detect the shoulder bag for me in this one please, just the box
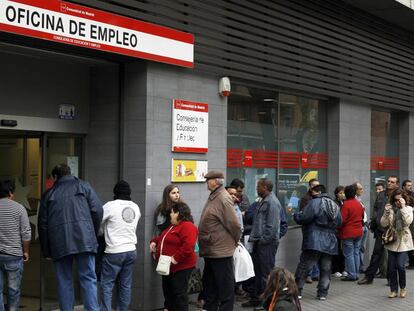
[382,226,397,245]
[156,226,174,276]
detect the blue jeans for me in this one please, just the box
[53,253,99,311]
[342,236,362,280]
[388,251,408,292]
[295,250,332,297]
[100,251,137,311]
[0,254,24,311]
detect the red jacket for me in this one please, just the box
[151,221,198,274]
[339,198,364,240]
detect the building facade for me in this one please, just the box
[1,0,414,310]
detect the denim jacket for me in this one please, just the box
[249,192,281,244]
[294,193,342,255]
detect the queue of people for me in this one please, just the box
[2,164,414,311]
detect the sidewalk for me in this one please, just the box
[190,270,414,310]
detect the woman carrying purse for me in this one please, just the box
[150,202,198,311]
[380,189,414,298]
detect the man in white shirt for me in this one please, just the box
[100,180,141,311]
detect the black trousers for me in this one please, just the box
[364,235,385,280]
[162,268,192,311]
[251,241,278,300]
[331,237,345,273]
[203,257,235,311]
[408,250,414,267]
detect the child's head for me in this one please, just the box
[262,267,298,299]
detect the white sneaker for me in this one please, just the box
[332,272,342,278]
[342,271,348,277]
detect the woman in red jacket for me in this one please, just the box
[150,202,198,311]
[338,185,364,281]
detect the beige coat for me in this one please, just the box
[198,186,241,258]
[380,204,414,252]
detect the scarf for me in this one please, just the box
[392,206,404,232]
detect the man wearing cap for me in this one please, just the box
[199,170,241,311]
[38,164,103,311]
[100,180,141,311]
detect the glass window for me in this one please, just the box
[227,85,328,226]
[370,110,399,206]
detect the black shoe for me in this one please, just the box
[242,300,261,307]
[406,265,414,270]
[341,277,357,281]
[357,277,373,285]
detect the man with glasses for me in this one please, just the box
[358,176,399,285]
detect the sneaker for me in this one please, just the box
[332,272,342,278]
[298,289,302,300]
[318,296,327,301]
[388,291,398,298]
[342,271,348,277]
[400,288,407,298]
[305,276,313,284]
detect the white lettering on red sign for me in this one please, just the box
[0,0,194,67]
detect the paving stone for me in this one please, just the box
[190,270,414,311]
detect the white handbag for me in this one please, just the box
[156,226,174,276]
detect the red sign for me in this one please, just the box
[0,0,194,67]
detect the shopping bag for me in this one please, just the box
[243,235,254,253]
[233,243,255,282]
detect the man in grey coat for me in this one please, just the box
[242,178,281,307]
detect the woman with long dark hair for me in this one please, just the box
[381,189,413,298]
[154,184,181,236]
[262,267,302,311]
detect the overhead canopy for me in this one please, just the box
[342,0,414,33]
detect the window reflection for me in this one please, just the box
[227,85,328,226]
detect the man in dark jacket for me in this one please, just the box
[38,164,103,311]
[358,175,399,285]
[293,184,342,300]
[242,178,281,307]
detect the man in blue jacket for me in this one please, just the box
[38,164,103,311]
[242,178,281,307]
[293,184,342,301]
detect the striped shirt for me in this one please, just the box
[0,198,31,257]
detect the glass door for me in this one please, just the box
[0,131,84,310]
[0,132,41,310]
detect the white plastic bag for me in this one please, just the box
[233,243,255,282]
[243,235,254,253]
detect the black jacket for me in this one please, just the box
[263,290,299,311]
[38,176,103,260]
[370,190,388,237]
